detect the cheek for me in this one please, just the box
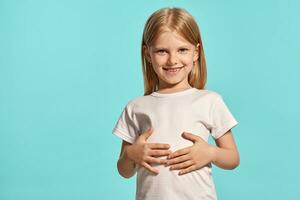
[182,55,194,65]
[183,64,193,73]
[152,64,165,73]
[153,56,167,65]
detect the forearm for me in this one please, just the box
[117,145,137,178]
[210,145,240,170]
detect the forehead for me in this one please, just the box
[152,31,193,47]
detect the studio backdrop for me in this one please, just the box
[0,0,299,199]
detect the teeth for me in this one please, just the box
[164,67,183,72]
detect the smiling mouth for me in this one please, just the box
[162,66,184,72]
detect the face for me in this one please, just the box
[144,30,199,91]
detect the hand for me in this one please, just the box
[126,127,172,175]
[166,132,215,175]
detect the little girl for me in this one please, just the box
[112,7,239,200]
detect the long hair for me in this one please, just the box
[141,7,207,96]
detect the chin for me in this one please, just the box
[162,78,186,86]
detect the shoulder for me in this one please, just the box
[193,88,223,101]
[123,94,152,110]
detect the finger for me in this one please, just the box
[181,132,200,143]
[167,154,190,165]
[141,127,153,140]
[147,156,168,165]
[168,147,190,159]
[178,165,197,175]
[142,162,159,174]
[170,160,193,170]
[148,143,170,149]
[149,149,172,157]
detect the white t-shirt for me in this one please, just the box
[112,87,238,200]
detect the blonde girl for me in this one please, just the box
[113,7,239,200]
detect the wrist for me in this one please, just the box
[209,145,217,163]
[124,145,135,164]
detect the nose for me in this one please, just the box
[167,52,178,66]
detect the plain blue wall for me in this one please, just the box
[1,0,300,199]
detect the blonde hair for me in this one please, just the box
[141,7,207,96]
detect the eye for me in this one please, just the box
[156,49,167,54]
[179,48,189,53]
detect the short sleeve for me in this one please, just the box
[210,94,238,139]
[112,102,138,144]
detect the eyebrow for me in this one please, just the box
[153,46,190,50]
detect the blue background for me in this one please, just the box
[1,0,299,199]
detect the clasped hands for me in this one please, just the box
[126,127,216,176]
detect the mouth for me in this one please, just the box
[162,66,184,73]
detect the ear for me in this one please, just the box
[143,45,152,63]
[193,43,200,62]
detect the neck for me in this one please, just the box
[157,84,192,94]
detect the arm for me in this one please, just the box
[117,140,137,179]
[211,130,240,170]
[165,130,239,175]
[117,128,172,178]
